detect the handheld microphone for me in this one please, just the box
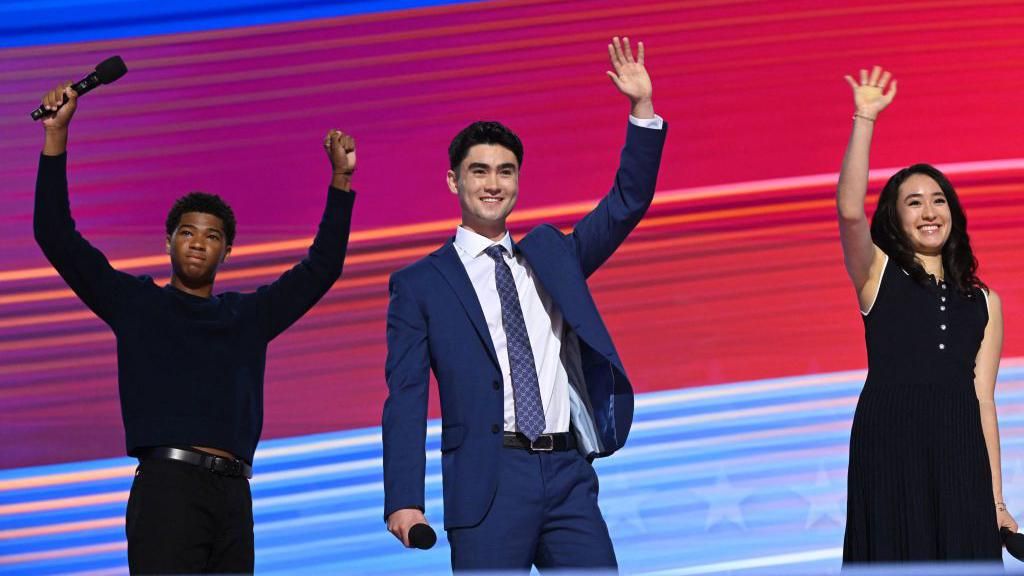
[1002,527,1024,561]
[408,523,437,550]
[30,56,127,120]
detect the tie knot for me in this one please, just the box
[484,244,507,262]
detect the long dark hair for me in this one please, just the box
[870,163,985,296]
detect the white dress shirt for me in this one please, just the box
[452,113,664,435]
[453,227,571,434]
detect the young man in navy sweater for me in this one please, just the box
[34,82,357,574]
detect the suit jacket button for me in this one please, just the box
[491,424,500,434]
[492,381,500,390]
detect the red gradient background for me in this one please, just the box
[2,0,1023,468]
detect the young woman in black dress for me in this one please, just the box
[837,66,1017,562]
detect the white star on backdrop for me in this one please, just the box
[801,462,846,529]
[690,468,752,531]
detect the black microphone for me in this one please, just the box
[30,56,127,120]
[408,523,436,550]
[1002,527,1024,561]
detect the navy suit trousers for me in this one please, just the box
[446,446,617,572]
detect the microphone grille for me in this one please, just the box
[408,524,437,550]
[95,56,127,84]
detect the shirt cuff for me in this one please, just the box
[629,114,664,130]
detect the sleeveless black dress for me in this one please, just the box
[843,256,1002,563]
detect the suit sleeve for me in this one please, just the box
[382,272,431,519]
[33,153,135,326]
[257,188,355,341]
[571,120,667,277]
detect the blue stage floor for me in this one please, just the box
[4,362,1024,574]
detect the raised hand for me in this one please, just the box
[40,83,78,155]
[324,129,356,191]
[844,66,897,121]
[606,36,653,118]
[324,129,356,173]
[39,82,78,131]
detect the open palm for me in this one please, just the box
[845,65,897,119]
[607,37,651,104]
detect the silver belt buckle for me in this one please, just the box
[529,434,554,452]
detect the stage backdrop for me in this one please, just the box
[2,1,1024,574]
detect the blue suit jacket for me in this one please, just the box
[383,121,667,529]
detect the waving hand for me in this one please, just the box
[607,37,654,118]
[844,65,897,121]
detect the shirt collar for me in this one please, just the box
[454,226,514,258]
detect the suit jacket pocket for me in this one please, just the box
[440,424,465,453]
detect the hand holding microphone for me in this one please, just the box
[31,56,126,122]
[35,57,127,156]
[387,508,436,550]
[1003,527,1024,561]
[38,83,79,132]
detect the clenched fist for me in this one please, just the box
[39,82,79,131]
[324,130,356,192]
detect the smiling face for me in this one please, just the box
[896,173,952,256]
[166,211,231,291]
[448,143,520,240]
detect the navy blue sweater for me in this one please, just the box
[34,153,355,464]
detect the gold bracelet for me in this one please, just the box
[853,113,876,123]
[997,501,1008,512]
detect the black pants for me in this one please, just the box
[126,457,254,574]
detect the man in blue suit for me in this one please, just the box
[383,37,666,571]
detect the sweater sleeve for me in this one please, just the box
[256,187,355,341]
[33,153,135,326]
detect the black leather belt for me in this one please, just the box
[137,447,253,478]
[503,432,577,452]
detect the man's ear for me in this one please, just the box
[222,245,232,263]
[447,169,459,195]
[165,234,172,254]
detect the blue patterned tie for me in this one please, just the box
[484,245,546,441]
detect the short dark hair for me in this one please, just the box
[448,121,524,172]
[870,163,984,296]
[165,192,237,246]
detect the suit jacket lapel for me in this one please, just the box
[429,239,501,369]
[517,238,578,330]
[519,236,617,361]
